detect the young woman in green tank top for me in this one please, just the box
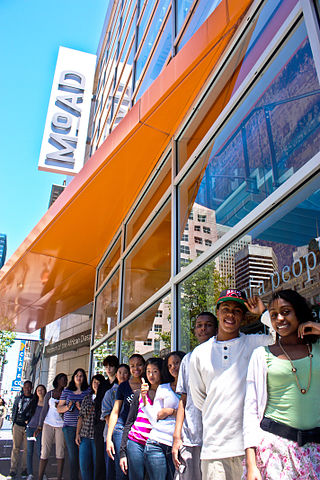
[244,289,320,480]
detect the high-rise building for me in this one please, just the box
[235,244,278,293]
[0,234,7,268]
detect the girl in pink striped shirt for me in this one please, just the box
[119,358,163,480]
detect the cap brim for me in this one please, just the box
[217,297,247,310]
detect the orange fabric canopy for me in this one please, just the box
[0,0,251,332]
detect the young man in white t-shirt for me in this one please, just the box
[172,312,218,480]
[189,289,272,480]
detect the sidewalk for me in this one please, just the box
[0,420,69,480]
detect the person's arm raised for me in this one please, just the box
[299,321,320,339]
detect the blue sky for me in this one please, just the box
[0,0,108,260]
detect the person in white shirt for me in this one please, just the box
[189,289,273,480]
[142,351,185,480]
[172,312,218,480]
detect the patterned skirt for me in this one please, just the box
[244,430,320,479]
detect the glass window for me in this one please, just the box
[120,1,137,65]
[203,226,211,234]
[177,0,222,52]
[94,269,120,342]
[92,335,116,374]
[154,339,161,354]
[181,245,190,255]
[121,293,171,361]
[205,239,212,246]
[156,310,163,317]
[97,236,121,289]
[135,12,172,100]
[177,0,299,170]
[154,324,162,332]
[179,176,320,351]
[194,225,200,232]
[137,0,156,46]
[179,21,320,270]
[135,0,171,88]
[125,155,171,246]
[194,236,202,244]
[123,200,171,318]
[182,234,189,242]
[176,0,194,35]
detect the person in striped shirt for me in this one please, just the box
[119,357,164,480]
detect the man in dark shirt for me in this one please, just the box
[94,355,119,480]
[8,380,33,479]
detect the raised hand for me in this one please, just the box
[245,296,266,316]
[140,377,149,406]
[298,321,320,339]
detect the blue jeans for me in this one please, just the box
[79,437,95,480]
[104,441,116,480]
[113,426,126,480]
[144,439,175,480]
[127,438,145,480]
[63,426,80,480]
[26,426,41,475]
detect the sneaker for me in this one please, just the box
[27,475,34,480]
[21,471,28,478]
[7,473,16,479]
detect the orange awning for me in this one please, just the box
[0,0,252,332]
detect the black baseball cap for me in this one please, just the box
[216,289,247,311]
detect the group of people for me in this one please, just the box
[5,287,320,480]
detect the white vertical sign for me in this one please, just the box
[38,47,96,175]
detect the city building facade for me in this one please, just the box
[1,0,320,379]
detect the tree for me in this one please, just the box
[0,331,16,392]
[180,259,230,351]
[92,339,116,374]
[156,260,230,353]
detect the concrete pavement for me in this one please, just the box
[0,420,69,480]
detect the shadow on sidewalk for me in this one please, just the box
[0,424,70,480]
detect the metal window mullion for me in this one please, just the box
[172,0,177,57]
[300,0,320,84]
[171,136,179,350]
